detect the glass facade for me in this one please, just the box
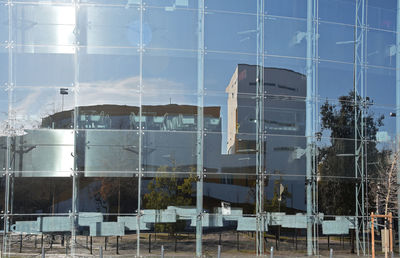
[0,0,399,256]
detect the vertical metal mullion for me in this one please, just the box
[306,0,315,255]
[195,1,204,257]
[354,0,366,255]
[71,0,80,256]
[136,1,144,256]
[311,0,319,254]
[396,0,400,255]
[136,0,143,255]
[255,0,264,255]
[2,0,13,256]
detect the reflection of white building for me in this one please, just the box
[223,64,307,210]
[226,64,306,154]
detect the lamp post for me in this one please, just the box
[60,88,69,111]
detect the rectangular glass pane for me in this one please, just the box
[10,130,74,176]
[205,0,257,14]
[317,138,357,178]
[265,0,307,19]
[318,61,353,101]
[143,49,198,94]
[265,16,307,58]
[318,177,356,216]
[142,92,199,131]
[12,177,72,214]
[205,11,257,54]
[319,23,354,63]
[367,0,397,32]
[0,4,8,45]
[319,0,355,25]
[367,30,396,69]
[11,87,75,130]
[13,4,75,46]
[78,176,138,213]
[77,88,140,129]
[79,5,140,48]
[142,131,197,173]
[144,7,199,50]
[140,173,196,255]
[14,48,74,87]
[76,130,139,176]
[265,135,306,176]
[204,132,256,173]
[79,47,140,84]
[205,52,257,94]
[366,67,395,107]
[145,0,198,9]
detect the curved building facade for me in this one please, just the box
[0,0,399,256]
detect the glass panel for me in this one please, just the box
[265,55,307,80]
[76,130,139,176]
[368,104,395,143]
[145,0,199,9]
[203,174,256,237]
[319,0,355,25]
[142,92,199,131]
[0,4,8,45]
[12,0,72,3]
[317,177,356,216]
[13,48,74,87]
[12,4,76,46]
[367,30,396,69]
[318,96,390,141]
[79,5,140,48]
[75,176,138,255]
[265,0,307,19]
[265,135,306,176]
[319,23,354,63]
[265,16,307,58]
[11,87,75,130]
[10,130,74,176]
[0,88,8,129]
[0,50,7,87]
[205,0,257,14]
[79,47,140,84]
[317,138,356,178]
[366,67,395,107]
[143,7,199,50]
[205,93,257,135]
[76,88,140,129]
[78,176,138,213]
[205,11,257,54]
[204,132,256,173]
[204,52,257,94]
[264,175,306,213]
[11,177,72,214]
[81,0,138,5]
[143,49,198,94]
[264,97,306,135]
[142,131,197,173]
[367,0,397,32]
[140,173,196,255]
[318,61,354,101]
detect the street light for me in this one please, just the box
[60,88,68,111]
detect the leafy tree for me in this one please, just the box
[98,177,138,213]
[318,91,384,215]
[143,166,196,236]
[264,177,292,212]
